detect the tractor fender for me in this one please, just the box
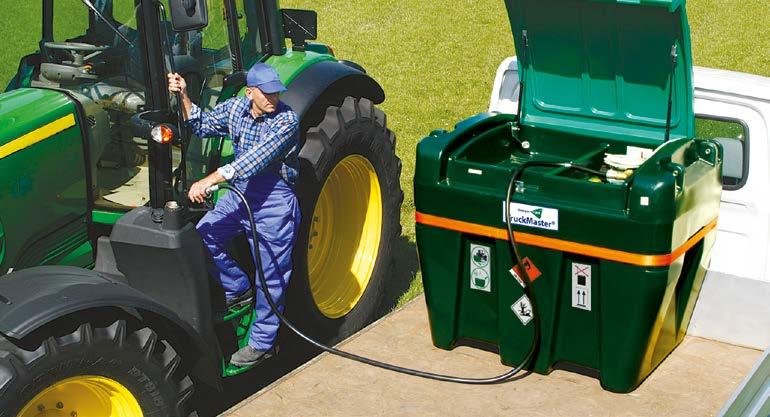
[281,60,385,133]
[0,265,222,387]
[0,266,195,340]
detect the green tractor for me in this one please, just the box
[0,0,402,415]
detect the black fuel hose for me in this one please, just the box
[211,161,602,384]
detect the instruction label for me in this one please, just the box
[470,244,492,292]
[571,263,592,311]
[503,202,559,231]
[512,294,533,325]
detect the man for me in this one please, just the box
[167,63,300,367]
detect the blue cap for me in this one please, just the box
[246,63,286,94]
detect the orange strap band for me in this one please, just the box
[415,212,717,267]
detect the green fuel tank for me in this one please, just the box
[415,0,722,393]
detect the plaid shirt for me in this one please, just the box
[186,97,299,186]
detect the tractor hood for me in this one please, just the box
[504,0,694,145]
[0,88,77,149]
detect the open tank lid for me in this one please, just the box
[505,0,694,145]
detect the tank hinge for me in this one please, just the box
[664,44,678,142]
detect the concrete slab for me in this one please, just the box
[225,296,762,417]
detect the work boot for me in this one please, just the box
[229,345,274,368]
[226,289,254,311]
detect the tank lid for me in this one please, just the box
[505,0,694,145]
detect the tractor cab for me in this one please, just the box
[6,0,264,212]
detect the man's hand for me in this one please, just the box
[188,171,226,204]
[167,72,187,97]
[168,72,193,120]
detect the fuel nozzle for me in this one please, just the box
[205,185,220,195]
[186,185,219,213]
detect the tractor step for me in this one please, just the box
[221,302,252,322]
[223,345,280,377]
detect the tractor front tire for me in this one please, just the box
[290,96,403,343]
[0,320,194,417]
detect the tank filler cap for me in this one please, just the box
[161,201,185,230]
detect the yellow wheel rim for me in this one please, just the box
[18,375,143,417]
[308,155,383,319]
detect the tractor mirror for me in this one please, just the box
[223,71,246,90]
[169,0,209,32]
[282,9,317,48]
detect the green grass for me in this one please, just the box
[688,0,770,75]
[0,2,41,85]
[1,1,768,307]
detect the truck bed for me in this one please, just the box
[224,296,762,417]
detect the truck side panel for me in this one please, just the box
[688,87,770,349]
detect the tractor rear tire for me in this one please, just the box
[289,96,403,344]
[0,320,195,417]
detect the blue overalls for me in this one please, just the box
[196,174,300,351]
[186,97,300,352]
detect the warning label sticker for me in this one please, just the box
[512,294,533,325]
[509,257,543,287]
[509,267,525,288]
[571,263,592,311]
[503,202,559,231]
[519,257,542,281]
[470,244,491,292]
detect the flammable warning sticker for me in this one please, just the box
[520,257,542,281]
[509,257,543,287]
[503,202,559,231]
